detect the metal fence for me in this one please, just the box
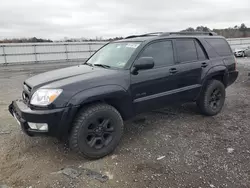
[0,42,107,65]
[1,38,250,65]
[227,37,250,50]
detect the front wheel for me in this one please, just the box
[69,103,124,159]
[197,80,226,116]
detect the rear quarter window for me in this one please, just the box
[205,38,232,56]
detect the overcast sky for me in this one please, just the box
[0,0,249,40]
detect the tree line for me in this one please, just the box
[1,23,249,43]
[182,23,250,38]
[0,37,52,43]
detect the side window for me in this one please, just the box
[195,40,207,60]
[139,41,174,67]
[205,38,232,56]
[176,39,198,63]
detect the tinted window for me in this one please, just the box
[195,40,207,60]
[139,41,174,67]
[205,38,232,56]
[176,39,198,62]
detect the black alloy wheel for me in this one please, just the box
[86,118,115,149]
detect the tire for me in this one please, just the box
[197,80,226,116]
[69,103,124,159]
[242,52,245,57]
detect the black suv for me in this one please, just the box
[9,32,238,159]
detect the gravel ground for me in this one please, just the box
[0,59,249,188]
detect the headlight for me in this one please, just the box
[30,89,63,106]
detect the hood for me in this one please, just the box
[25,65,94,88]
[25,64,129,94]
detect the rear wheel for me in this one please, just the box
[69,103,124,159]
[197,80,226,116]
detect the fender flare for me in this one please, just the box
[201,65,229,86]
[195,66,228,100]
[67,84,130,106]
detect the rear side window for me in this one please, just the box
[205,38,232,56]
[139,40,174,67]
[195,40,207,60]
[176,39,197,62]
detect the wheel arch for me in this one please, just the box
[202,66,229,87]
[67,85,134,121]
[196,66,228,101]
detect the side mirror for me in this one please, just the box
[132,57,154,74]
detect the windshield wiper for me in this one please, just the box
[93,64,111,69]
[84,62,93,67]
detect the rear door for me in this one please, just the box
[173,38,209,101]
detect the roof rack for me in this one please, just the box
[160,31,217,37]
[125,31,217,39]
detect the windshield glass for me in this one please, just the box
[86,42,141,69]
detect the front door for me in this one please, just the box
[130,40,178,113]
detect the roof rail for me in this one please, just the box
[125,32,163,39]
[125,31,218,39]
[160,31,217,37]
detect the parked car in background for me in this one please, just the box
[234,47,250,57]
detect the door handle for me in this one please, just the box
[169,68,178,74]
[201,62,208,68]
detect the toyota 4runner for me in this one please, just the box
[9,32,238,159]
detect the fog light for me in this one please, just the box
[28,122,37,129]
[28,122,48,131]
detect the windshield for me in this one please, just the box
[86,42,141,69]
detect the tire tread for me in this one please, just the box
[69,103,123,159]
[197,80,225,116]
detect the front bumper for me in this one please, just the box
[9,100,78,139]
[234,51,244,57]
